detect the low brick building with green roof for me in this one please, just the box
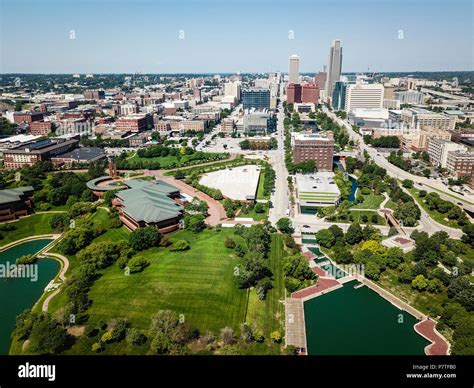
[113,179,184,233]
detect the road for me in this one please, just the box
[268,102,290,225]
[322,106,474,214]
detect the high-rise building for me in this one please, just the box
[291,131,334,171]
[287,84,302,104]
[289,55,300,84]
[325,40,343,98]
[345,83,384,112]
[301,84,319,104]
[428,139,467,168]
[401,108,456,131]
[242,89,271,110]
[446,151,474,187]
[394,90,425,105]
[224,81,241,100]
[332,81,349,110]
[314,70,327,90]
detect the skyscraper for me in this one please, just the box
[289,54,300,84]
[325,40,343,98]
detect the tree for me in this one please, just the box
[254,202,265,213]
[129,227,161,251]
[402,179,414,188]
[28,315,71,355]
[276,218,293,234]
[220,327,236,345]
[328,225,344,241]
[461,224,474,247]
[270,331,282,343]
[256,277,273,300]
[345,223,363,245]
[126,328,147,345]
[184,214,206,233]
[365,262,381,280]
[411,274,428,291]
[315,229,335,248]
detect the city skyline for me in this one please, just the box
[1,0,473,74]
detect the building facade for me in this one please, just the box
[242,89,271,110]
[427,139,467,168]
[292,131,334,171]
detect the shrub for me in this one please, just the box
[127,257,150,273]
[224,237,236,249]
[170,240,190,252]
[126,328,147,345]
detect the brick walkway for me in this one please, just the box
[291,277,341,299]
[414,319,450,355]
[150,171,226,226]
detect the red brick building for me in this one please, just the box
[287,83,302,104]
[13,112,44,124]
[29,121,52,136]
[301,84,320,104]
[292,132,334,171]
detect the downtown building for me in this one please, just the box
[242,88,271,110]
[344,83,384,112]
[291,131,334,171]
[401,108,456,131]
[287,84,320,104]
[325,39,343,99]
[288,55,300,84]
[446,151,474,187]
[427,139,467,168]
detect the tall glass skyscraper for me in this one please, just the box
[325,39,343,98]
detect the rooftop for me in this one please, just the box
[0,186,34,205]
[296,172,341,198]
[53,147,106,161]
[117,179,183,224]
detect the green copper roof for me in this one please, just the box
[0,186,33,205]
[117,179,183,224]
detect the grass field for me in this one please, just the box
[408,188,462,229]
[352,194,384,209]
[256,171,268,200]
[84,229,248,335]
[0,213,58,247]
[128,154,179,168]
[245,234,285,337]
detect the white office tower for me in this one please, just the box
[289,55,300,84]
[345,83,384,112]
[224,81,241,100]
[325,39,343,98]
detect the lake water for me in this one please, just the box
[304,280,430,355]
[0,239,58,355]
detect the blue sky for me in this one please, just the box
[1,0,473,73]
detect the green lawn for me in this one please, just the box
[256,171,268,200]
[0,213,58,247]
[84,229,248,335]
[352,194,384,209]
[239,203,269,221]
[128,154,179,168]
[245,234,285,337]
[408,188,462,229]
[385,199,398,211]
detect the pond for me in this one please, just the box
[304,280,430,355]
[0,239,58,354]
